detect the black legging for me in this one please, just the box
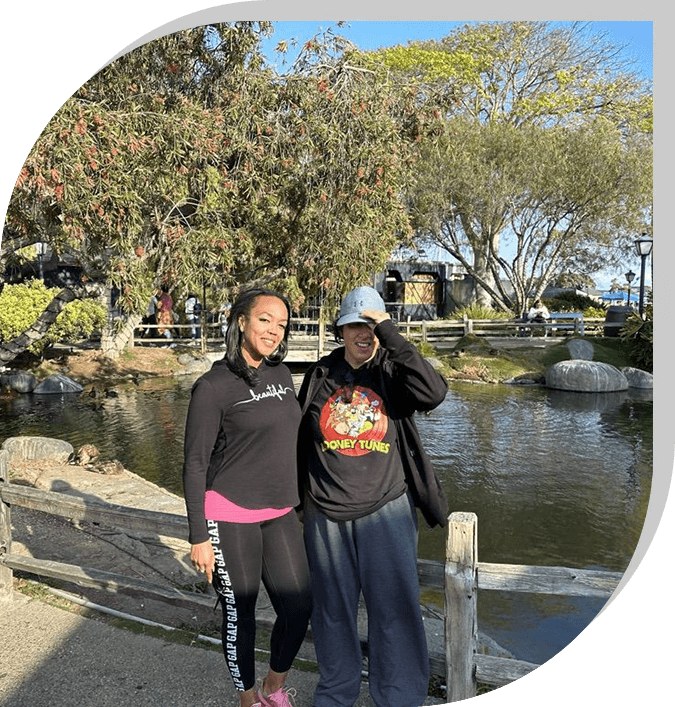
[208,511,312,692]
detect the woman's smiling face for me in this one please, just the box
[342,322,379,369]
[239,295,288,367]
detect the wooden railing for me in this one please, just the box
[0,451,622,701]
[396,316,627,342]
[129,316,621,360]
[130,319,330,361]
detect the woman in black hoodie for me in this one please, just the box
[183,288,311,707]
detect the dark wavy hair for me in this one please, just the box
[224,288,292,386]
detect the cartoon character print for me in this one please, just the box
[319,385,389,457]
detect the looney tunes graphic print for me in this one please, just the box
[319,384,390,457]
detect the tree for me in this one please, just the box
[2,23,415,362]
[374,21,653,313]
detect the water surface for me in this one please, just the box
[1,374,652,665]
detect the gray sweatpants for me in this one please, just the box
[304,493,429,707]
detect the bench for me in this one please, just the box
[517,311,585,337]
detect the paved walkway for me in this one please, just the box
[1,591,381,707]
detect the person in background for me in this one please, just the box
[183,288,312,707]
[219,301,232,339]
[156,287,174,345]
[297,285,448,707]
[142,292,158,338]
[528,299,550,323]
[526,299,550,337]
[184,293,201,340]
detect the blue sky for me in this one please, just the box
[262,21,653,80]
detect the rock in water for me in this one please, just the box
[545,360,628,392]
[621,367,653,389]
[1,370,38,393]
[33,374,84,395]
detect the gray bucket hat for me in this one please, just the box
[336,286,386,327]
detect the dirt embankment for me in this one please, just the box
[6,452,218,633]
[35,347,184,385]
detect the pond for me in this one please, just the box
[0,372,653,666]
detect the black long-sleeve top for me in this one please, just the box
[182,359,301,544]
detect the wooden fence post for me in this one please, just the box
[0,450,13,600]
[445,511,478,702]
[318,319,326,358]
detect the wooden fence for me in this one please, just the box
[398,316,620,342]
[0,450,622,701]
[131,315,619,364]
[132,319,329,362]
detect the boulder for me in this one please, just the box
[33,374,83,395]
[1,370,38,393]
[566,339,594,361]
[545,360,628,393]
[621,367,653,389]
[1,436,74,464]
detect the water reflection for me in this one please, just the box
[0,375,652,666]
[416,383,651,571]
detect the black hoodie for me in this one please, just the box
[297,319,449,528]
[183,359,301,544]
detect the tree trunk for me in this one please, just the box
[100,313,143,360]
[98,286,143,360]
[472,251,495,307]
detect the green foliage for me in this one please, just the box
[4,22,417,321]
[379,21,652,313]
[450,304,514,320]
[414,341,437,358]
[0,280,105,353]
[545,292,606,315]
[619,305,653,372]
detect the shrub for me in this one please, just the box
[0,280,106,354]
[582,306,607,318]
[451,304,514,321]
[545,292,605,314]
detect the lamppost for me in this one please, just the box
[634,233,653,318]
[624,269,635,308]
[36,242,46,280]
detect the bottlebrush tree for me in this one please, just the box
[2,22,425,360]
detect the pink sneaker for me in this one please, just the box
[257,686,296,707]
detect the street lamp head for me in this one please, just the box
[624,270,636,284]
[634,233,653,258]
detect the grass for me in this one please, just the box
[435,335,634,384]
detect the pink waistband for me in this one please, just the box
[204,490,292,524]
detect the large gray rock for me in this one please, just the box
[545,360,628,392]
[1,436,74,464]
[33,374,83,395]
[566,339,594,361]
[621,367,653,389]
[1,370,38,393]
